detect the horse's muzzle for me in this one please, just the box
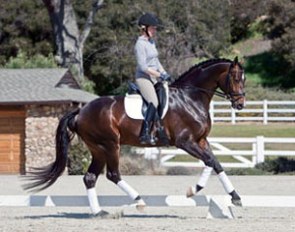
[231,96,245,110]
[236,103,244,110]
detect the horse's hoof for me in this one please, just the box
[230,190,242,207]
[231,198,242,207]
[93,210,110,218]
[136,199,146,212]
[93,210,123,219]
[186,186,196,198]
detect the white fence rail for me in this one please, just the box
[210,100,295,124]
[136,137,295,168]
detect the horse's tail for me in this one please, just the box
[23,108,80,192]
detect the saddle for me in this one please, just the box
[124,81,169,120]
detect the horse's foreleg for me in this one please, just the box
[187,165,213,197]
[206,156,242,206]
[180,139,242,206]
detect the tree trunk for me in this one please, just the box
[42,0,104,83]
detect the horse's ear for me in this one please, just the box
[234,56,238,64]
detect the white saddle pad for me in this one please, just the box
[124,84,169,120]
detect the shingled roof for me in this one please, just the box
[0,69,98,105]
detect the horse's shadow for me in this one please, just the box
[24,213,91,219]
[23,212,180,220]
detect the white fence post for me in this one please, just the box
[209,100,295,123]
[263,100,268,125]
[231,108,236,124]
[210,101,214,124]
[256,136,265,164]
[139,137,295,168]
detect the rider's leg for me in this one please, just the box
[139,103,157,144]
[136,78,159,144]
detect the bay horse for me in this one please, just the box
[24,57,246,216]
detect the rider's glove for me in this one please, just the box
[160,72,171,82]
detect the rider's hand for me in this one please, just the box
[160,72,171,82]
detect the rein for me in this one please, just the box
[170,85,231,100]
[169,84,245,102]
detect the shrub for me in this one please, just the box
[166,166,194,175]
[119,156,145,175]
[256,157,295,174]
[227,167,269,175]
[227,157,295,175]
[4,51,57,68]
[67,141,91,175]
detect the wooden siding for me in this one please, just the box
[0,107,25,174]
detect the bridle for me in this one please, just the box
[170,62,246,103]
[222,64,246,103]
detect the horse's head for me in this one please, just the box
[219,57,246,110]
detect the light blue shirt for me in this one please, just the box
[134,35,164,79]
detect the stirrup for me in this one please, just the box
[139,134,156,145]
[156,126,169,145]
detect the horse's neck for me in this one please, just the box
[179,63,229,109]
[195,64,228,90]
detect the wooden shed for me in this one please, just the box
[0,69,97,174]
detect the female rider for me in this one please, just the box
[135,12,170,145]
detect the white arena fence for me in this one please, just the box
[210,100,295,124]
[135,137,295,168]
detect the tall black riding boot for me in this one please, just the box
[153,110,169,146]
[155,121,170,145]
[139,103,157,145]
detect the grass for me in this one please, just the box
[210,124,295,137]
[168,124,295,164]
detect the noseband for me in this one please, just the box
[215,64,245,103]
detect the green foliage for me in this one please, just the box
[166,166,194,175]
[227,167,269,175]
[0,0,53,66]
[228,157,295,175]
[245,51,295,89]
[67,142,91,175]
[81,0,232,95]
[263,0,295,88]
[3,51,57,68]
[256,157,295,174]
[230,0,269,42]
[81,79,96,94]
[119,156,145,175]
[1,0,295,95]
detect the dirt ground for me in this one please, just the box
[1,175,295,232]
[1,206,294,232]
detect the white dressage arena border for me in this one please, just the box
[1,195,295,219]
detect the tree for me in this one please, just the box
[264,0,295,88]
[0,0,53,65]
[82,0,232,95]
[4,51,57,68]
[0,0,234,94]
[230,0,269,42]
[42,0,104,83]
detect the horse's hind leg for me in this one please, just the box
[83,148,107,215]
[105,143,146,211]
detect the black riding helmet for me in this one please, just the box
[138,12,162,27]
